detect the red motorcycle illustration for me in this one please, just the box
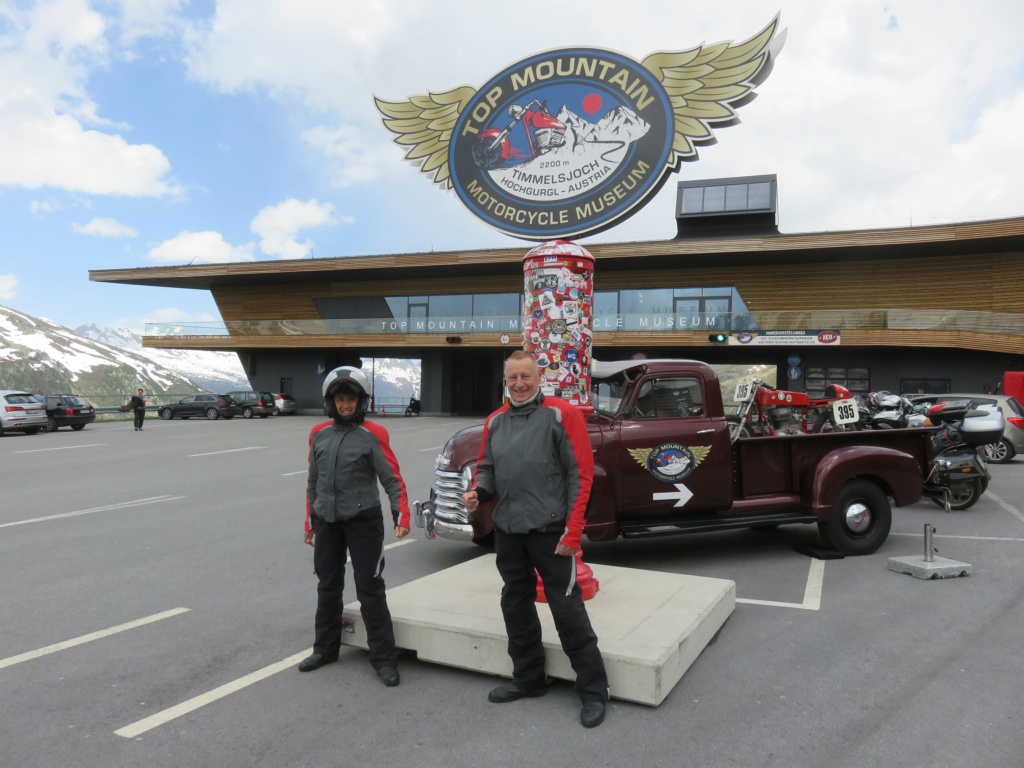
[473,100,567,170]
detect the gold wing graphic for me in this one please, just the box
[641,15,784,165]
[627,447,654,468]
[374,87,476,190]
[691,446,712,467]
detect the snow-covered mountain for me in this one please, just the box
[0,305,218,398]
[1,304,421,404]
[75,323,249,393]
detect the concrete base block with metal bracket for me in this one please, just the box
[887,554,971,579]
[887,523,971,579]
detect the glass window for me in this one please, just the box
[591,374,630,417]
[594,291,618,315]
[748,182,772,209]
[632,377,705,418]
[385,296,408,318]
[703,185,725,212]
[681,187,704,213]
[725,184,747,211]
[620,289,674,315]
[473,293,521,317]
[428,294,472,318]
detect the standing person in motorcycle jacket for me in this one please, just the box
[300,366,410,686]
[463,350,609,728]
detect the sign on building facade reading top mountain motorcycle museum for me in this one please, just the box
[375,17,784,241]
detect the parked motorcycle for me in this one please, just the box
[921,400,1002,510]
[862,391,915,429]
[405,396,421,417]
[727,379,861,440]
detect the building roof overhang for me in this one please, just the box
[89,216,1024,291]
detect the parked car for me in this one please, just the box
[273,393,297,415]
[226,390,277,419]
[158,394,241,421]
[0,390,48,435]
[908,393,1024,463]
[43,394,96,431]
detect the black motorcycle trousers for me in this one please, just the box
[494,529,609,703]
[311,507,397,669]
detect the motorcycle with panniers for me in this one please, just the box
[920,399,1002,510]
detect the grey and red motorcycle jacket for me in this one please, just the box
[473,393,594,550]
[305,420,410,531]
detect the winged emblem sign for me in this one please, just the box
[375,16,784,241]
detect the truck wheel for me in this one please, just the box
[930,479,982,510]
[818,479,891,555]
[472,532,495,548]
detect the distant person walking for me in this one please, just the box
[128,389,147,431]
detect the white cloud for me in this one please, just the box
[30,198,63,217]
[0,1,181,197]
[72,217,138,238]
[145,231,256,264]
[178,0,1024,234]
[0,274,18,300]
[250,198,340,259]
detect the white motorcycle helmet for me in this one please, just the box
[322,366,371,421]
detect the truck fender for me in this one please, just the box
[584,461,618,542]
[807,445,924,518]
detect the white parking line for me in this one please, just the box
[14,443,106,454]
[188,446,265,457]
[736,557,825,610]
[117,538,415,738]
[0,495,186,529]
[0,608,190,671]
[115,648,310,739]
[986,491,1024,526]
[419,446,443,452]
[891,532,1024,542]
[282,470,306,476]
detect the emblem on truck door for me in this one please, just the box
[628,443,711,482]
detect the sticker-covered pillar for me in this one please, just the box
[522,240,594,413]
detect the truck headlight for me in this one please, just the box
[435,450,452,471]
[461,465,474,491]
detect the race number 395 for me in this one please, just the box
[734,380,754,402]
[832,398,859,424]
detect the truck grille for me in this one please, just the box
[432,469,469,523]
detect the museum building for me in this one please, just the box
[90,177,1024,415]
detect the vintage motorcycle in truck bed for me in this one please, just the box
[414,359,936,556]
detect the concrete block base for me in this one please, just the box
[888,555,971,579]
[341,554,734,706]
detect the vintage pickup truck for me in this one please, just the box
[414,359,935,555]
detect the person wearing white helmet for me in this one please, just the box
[299,365,410,686]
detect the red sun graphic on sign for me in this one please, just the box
[582,93,602,114]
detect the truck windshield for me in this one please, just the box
[592,376,630,417]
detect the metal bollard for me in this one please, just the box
[924,524,937,562]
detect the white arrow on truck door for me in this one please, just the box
[652,484,693,508]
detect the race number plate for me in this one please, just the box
[831,398,859,424]
[734,379,756,402]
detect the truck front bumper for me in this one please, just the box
[413,499,475,541]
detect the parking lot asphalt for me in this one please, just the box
[1,414,1022,768]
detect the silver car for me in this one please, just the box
[273,393,297,415]
[910,393,1024,464]
[0,390,49,436]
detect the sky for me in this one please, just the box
[1,0,1024,332]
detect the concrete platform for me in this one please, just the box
[341,554,735,706]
